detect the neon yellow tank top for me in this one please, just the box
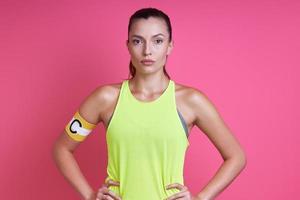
[105,79,190,200]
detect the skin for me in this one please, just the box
[52,17,247,200]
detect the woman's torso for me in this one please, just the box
[99,79,197,200]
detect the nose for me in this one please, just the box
[143,41,152,56]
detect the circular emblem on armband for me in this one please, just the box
[69,119,82,134]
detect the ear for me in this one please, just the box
[166,40,174,55]
[126,39,129,49]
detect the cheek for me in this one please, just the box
[128,48,141,64]
[131,52,141,62]
[129,46,141,57]
[156,47,169,58]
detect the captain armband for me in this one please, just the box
[64,111,97,142]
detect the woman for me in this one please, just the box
[52,7,247,200]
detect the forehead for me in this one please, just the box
[129,17,168,37]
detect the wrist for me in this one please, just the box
[195,193,211,200]
[195,197,210,200]
[82,191,96,200]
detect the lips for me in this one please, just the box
[141,59,155,65]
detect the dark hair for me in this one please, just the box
[127,7,172,80]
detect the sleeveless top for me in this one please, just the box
[104,79,190,200]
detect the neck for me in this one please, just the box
[129,74,170,93]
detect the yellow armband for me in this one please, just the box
[64,111,97,142]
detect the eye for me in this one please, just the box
[132,39,142,45]
[155,39,163,44]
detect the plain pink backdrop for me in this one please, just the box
[1,0,299,199]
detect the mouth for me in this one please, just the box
[141,59,155,66]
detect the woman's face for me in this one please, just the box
[127,17,173,75]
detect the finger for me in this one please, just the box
[97,187,121,200]
[105,179,121,188]
[166,183,187,191]
[96,189,105,199]
[97,194,112,200]
[98,186,109,193]
[165,190,190,200]
[97,187,110,199]
[105,178,120,184]
[106,190,122,200]
[104,195,114,200]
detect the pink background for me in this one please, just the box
[1,0,299,199]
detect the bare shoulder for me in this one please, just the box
[92,82,122,103]
[77,81,122,125]
[174,81,219,125]
[174,81,209,106]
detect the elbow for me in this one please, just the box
[51,138,75,161]
[51,139,66,161]
[239,152,247,169]
[226,149,247,169]
[235,150,247,169]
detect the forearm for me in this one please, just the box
[52,146,95,200]
[196,155,246,200]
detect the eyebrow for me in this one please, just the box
[131,33,165,39]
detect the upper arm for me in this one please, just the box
[190,89,246,161]
[53,85,111,152]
